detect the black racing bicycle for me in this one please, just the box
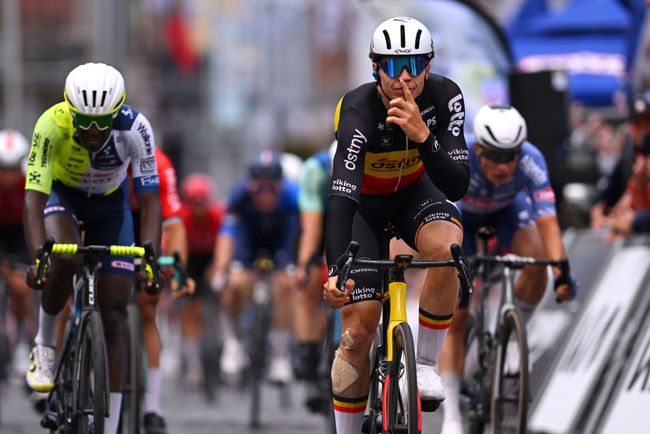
[37,238,161,434]
[337,239,473,434]
[461,227,570,434]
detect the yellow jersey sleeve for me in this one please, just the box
[25,103,69,195]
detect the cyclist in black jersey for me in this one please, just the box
[322,16,470,434]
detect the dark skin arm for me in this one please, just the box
[136,190,162,256]
[23,190,49,288]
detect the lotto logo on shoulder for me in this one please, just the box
[447,94,464,137]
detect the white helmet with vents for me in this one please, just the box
[0,128,29,169]
[64,63,126,116]
[280,152,303,184]
[473,104,527,152]
[370,17,434,59]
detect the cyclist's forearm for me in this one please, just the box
[23,189,49,260]
[325,195,356,268]
[162,219,188,263]
[298,212,324,267]
[213,233,235,273]
[415,132,469,201]
[137,191,162,256]
[536,214,565,263]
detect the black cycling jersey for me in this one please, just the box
[326,73,469,269]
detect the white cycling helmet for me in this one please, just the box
[473,104,527,152]
[0,128,29,169]
[64,63,126,116]
[370,17,434,60]
[280,152,304,184]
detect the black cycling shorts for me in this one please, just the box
[345,174,461,305]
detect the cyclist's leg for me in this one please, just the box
[496,193,546,324]
[399,177,463,404]
[27,203,80,392]
[97,272,133,434]
[267,268,295,384]
[438,209,484,430]
[293,258,327,407]
[330,210,383,434]
[180,253,211,387]
[219,264,254,379]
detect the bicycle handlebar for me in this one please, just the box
[34,237,162,293]
[471,253,572,303]
[471,253,569,271]
[336,241,474,308]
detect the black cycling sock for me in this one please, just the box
[297,342,321,380]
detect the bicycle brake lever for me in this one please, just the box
[337,241,360,292]
[143,241,162,294]
[450,243,473,309]
[35,237,55,288]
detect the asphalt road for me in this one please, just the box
[0,368,442,434]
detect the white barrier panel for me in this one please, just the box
[599,308,650,434]
[529,246,650,434]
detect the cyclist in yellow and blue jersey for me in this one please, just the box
[322,17,470,434]
[23,63,162,434]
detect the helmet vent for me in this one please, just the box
[415,30,422,49]
[100,91,107,107]
[400,25,406,48]
[382,30,391,49]
[82,90,89,107]
[92,90,97,107]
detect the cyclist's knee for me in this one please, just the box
[331,349,362,395]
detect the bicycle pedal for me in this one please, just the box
[421,398,442,412]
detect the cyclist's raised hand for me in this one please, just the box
[385,78,430,143]
[323,275,354,309]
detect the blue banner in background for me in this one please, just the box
[507,0,647,106]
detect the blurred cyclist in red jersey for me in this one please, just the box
[0,129,35,361]
[130,146,194,434]
[179,173,224,386]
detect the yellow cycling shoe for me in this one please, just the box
[26,345,55,393]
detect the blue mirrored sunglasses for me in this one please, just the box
[379,56,429,78]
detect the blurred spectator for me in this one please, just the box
[589,91,650,230]
[598,90,650,238]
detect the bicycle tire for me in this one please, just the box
[384,322,420,434]
[119,303,143,434]
[462,314,489,434]
[75,309,108,434]
[490,308,528,434]
[247,301,272,429]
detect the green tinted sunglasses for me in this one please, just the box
[71,111,116,131]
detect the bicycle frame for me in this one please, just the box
[37,240,161,432]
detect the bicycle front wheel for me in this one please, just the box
[384,322,420,434]
[490,308,528,434]
[75,309,109,434]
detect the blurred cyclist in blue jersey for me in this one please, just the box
[210,149,300,385]
[438,104,576,434]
